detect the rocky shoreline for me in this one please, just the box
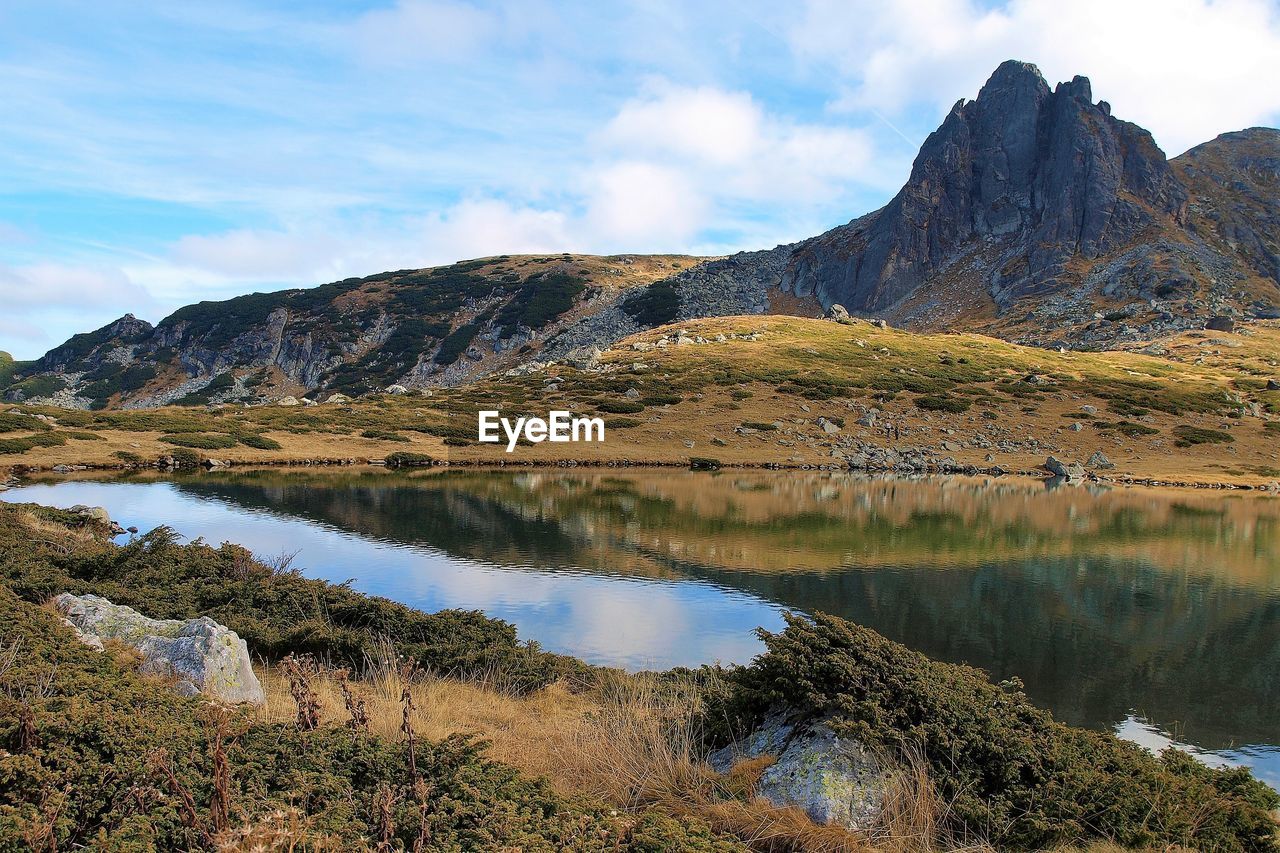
[5,453,1277,493]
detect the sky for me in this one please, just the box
[2,0,1280,359]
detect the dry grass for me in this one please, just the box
[255,655,1002,853]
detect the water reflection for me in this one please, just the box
[4,468,1278,784]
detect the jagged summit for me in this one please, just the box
[779,59,1186,315]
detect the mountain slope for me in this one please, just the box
[2,254,702,408]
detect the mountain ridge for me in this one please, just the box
[4,60,1278,409]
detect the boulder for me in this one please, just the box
[816,417,840,434]
[1267,379,1280,391]
[1043,456,1086,480]
[53,593,264,705]
[710,708,890,830]
[326,393,352,404]
[1087,450,1115,469]
[385,384,409,395]
[624,387,641,400]
[277,395,300,407]
[826,304,851,321]
[1205,316,1236,332]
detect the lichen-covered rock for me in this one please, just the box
[710,708,890,830]
[53,593,264,705]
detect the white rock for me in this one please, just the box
[53,593,264,705]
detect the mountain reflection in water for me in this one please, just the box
[5,468,1278,787]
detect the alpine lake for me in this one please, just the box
[4,466,1277,788]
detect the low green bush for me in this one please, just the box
[596,400,644,415]
[385,451,435,468]
[159,433,239,450]
[708,612,1279,851]
[914,393,971,413]
[236,434,283,450]
[360,429,410,443]
[0,432,66,455]
[739,421,778,431]
[0,504,579,694]
[1173,425,1235,447]
[0,412,49,433]
[604,417,643,429]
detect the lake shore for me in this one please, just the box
[1,498,1276,850]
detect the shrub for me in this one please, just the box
[622,279,680,327]
[113,450,143,463]
[385,452,434,468]
[604,417,643,429]
[0,587,726,850]
[160,433,239,450]
[709,612,1279,851]
[739,421,777,431]
[914,393,971,413]
[0,412,49,433]
[434,322,483,366]
[596,401,644,415]
[360,429,410,443]
[1173,425,1235,447]
[0,432,66,455]
[0,504,579,694]
[237,434,283,450]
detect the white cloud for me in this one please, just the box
[583,161,707,248]
[595,82,877,203]
[792,0,1280,155]
[351,0,500,65]
[0,262,151,310]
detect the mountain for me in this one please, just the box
[1,255,701,408]
[4,60,1279,409]
[604,61,1279,350]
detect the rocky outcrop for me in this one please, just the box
[53,593,264,705]
[710,707,890,829]
[779,61,1186,313]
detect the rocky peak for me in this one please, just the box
[780,60,1187,312]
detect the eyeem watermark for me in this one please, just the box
[478,410,605,452]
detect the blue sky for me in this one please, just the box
[3,0,1280,359]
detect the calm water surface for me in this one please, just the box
[4,468,1278,785]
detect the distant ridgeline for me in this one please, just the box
[5,61,1279,410]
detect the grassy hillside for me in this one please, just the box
[3,316,1279,486]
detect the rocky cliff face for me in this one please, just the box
[781,61,1187,312]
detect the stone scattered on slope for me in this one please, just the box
[53,593,264,705]
[710,708,890,830]
[1087,450,1115,469]
[1044,456,1087,481]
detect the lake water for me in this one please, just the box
[4,468,1278,787]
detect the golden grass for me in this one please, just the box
[254,656,1011,853]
